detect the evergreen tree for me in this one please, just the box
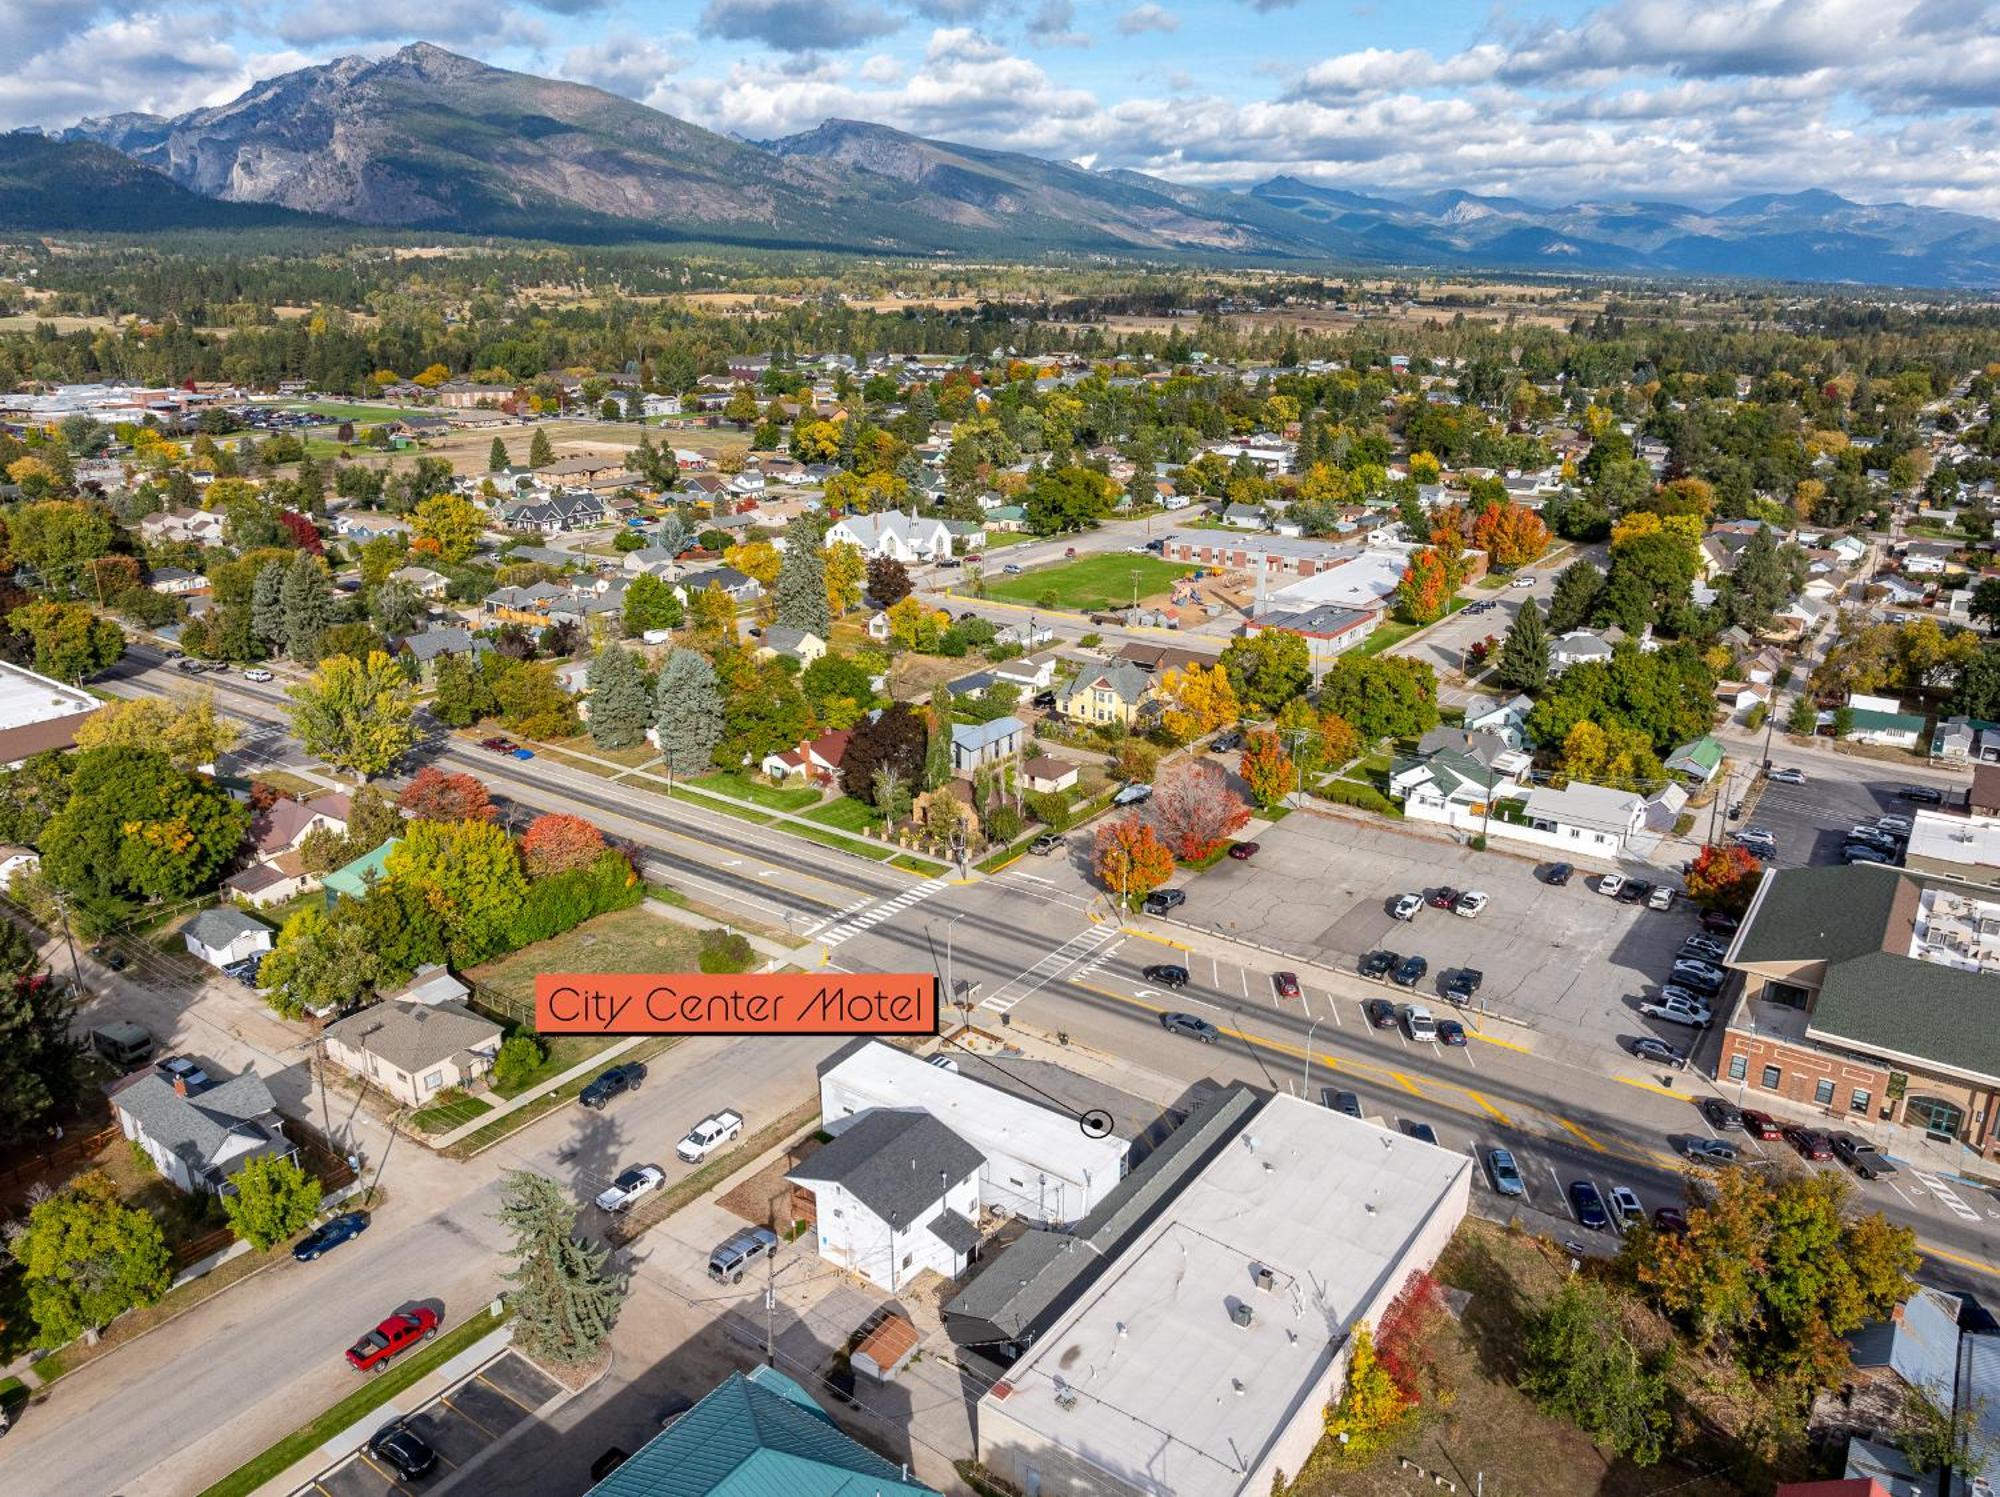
[528,428,554,467]
[586,646,652,750]
[774,516,831,635]
[0,930,76,1145]
[1546,561,1604,635]
[250,560,287,653]
[295,455,326,517]
[280,551,335,662]
[1497,599,1550,692]
[653,649,723,773]
[488,437,509,472]
[654,509,688,557]
[924,684,952,790]
[496,1171,623,1368]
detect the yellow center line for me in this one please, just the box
[1920,1240,2000,1282]
[1557,1116,1608,1152]
[1465,1089,1511,1124]
[1391,1070,1424,1096]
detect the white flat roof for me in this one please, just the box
[1908,810,2000,877]
[980,1095,1469,1497]
[1267,550,1412,611]
[0,662,99,733]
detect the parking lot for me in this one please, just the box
[1728,759,1940,870]
[292,1349,560,1497]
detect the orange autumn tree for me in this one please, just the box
[1427,505,1471,586]
[520,814,607,877]
[1471,500,1550,570]
[1240,729,1298,810]
[1092,816,1175,907]
[1684,843,1764,914]
[1395,548,1452,624]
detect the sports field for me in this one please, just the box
[982,553,1196,611]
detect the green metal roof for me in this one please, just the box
[1732,865,1904,968]
[1665,735,1724,774]
[1845,709,1927,733]
[586,1367,937,1497]
[324,837,399,899]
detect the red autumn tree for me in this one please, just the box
[520,813,607,877]
[1092,816,1175,907]
[1471,500,1550,570]
[1395,549,1451,624]
[1684,842,1763,914]
[278,510,324,555]
[397,767,494,823]
[1146,758,1251,860]
[1375,1268,1447,1405]
[1240,729,1298,810]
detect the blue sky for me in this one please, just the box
[9,0,2000,213]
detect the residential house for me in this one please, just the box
[1219,503,1265,529]
[249,793,348,860]
[945,670,995,701]
[398,626,489,682]
[787,1109,985,1291]
[1462,693,1533,749]
[1550,630,1616,672]
[1715,680,1773,723]
[390,566,450,599]
[111,1063,292,1195]
[675,567,762,604]
[619,546,680,576]
[1902,540,1963,577]
[824,510,953,562]
[1518,781,1650,857]
[148,566,208,596]
[0,844,38,892]
[951,716,1024,772]
[222,853,313,908]
[322,998,502,1108]
[866,610,893,642]
[993,619,1056,649]
[1055,660,1159,728]
[503,492,605,534]
[1022,755,1079,794]
[756,626,826,666]
[1664,735,1726,786]
[1390,729,1532,835]
[759,729,852,786]
[335,511,413,542]
[324,838,399,905]
[1845,693,1926,750]
[991,650,1061,693]
[1932,715,2000,764]
[180,908,274,970]
[138,508,226,546]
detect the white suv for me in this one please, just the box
[1390,892,1423,921]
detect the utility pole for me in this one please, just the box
[51,890,87,1003]
[764,1193,779,1366]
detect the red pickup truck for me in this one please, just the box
[346,1307,440,1372]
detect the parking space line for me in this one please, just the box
[357,1452,416,1495]
[1550,1163,1575,1218]
[475,1369,542,1414]
[1325,992,1342,1026]
[442,1393,504,1438]
[1557,1116,1608,1152]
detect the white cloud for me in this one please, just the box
[560,36,684,98]
[699,0,902,52]
[1117,4,1178,37]
[1026,0,1089,48]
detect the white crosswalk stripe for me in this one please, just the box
[1913,1171,1983,1221]
[813,879,953,949]
[980,925,1120,1014]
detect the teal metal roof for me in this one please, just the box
[586,1367,938,1497]
[324,837,399,899]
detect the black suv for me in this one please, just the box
[1359,950,1399,981]
[1322,1089,1363,1118]
[1390,954,1429,989]
[580,1062,648,1110]
[1442,968,1483,1003]
[1142,888,1186,915]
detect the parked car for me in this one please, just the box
[1210,729,1244,752]
[1701,1098,1743,1131]
[1359,950,1399,981]
[1111,783,1152,807]
[1630,1036,1687,1069]
[1454,890,1489,918]
[346,1307,439,1372]
[1390,892,1424,921]
[1487,1148,1526,1196]
[1647,886,1676,912]
[1597,873,1625,899]
[1029,834,1063,855]
[1403,1121,1441,1145]
[1683,1138,1738,1164]
[1143,964,1189,987]
[481,736,518,753]
[1160,1011,1220,1043]
[1638,996,1712,1027]
[1669,961,1726,994]
[1442,968,1484,1004]
[1767,767,1807,786]
[1874,815,1913,838]
[1364,997,1398,1028]
[89,943,128,972]
[512,746,535,760]
[293,1212,369,1262]
[1437,1019,1467,1047]
[157,1055,211,1092]
[1227,841,1259,861]
[1846,825,1898,852]
[1783,1125,1834,1161]
[596,1165,667,1213]
[1608,1186,1644,1226]
[1843,843,1893,866]
[1512,574,1537,588]
[1271,971,1301,999]
[1616,879,1652,905]
[1324,1089,1363,1118]
[242,668,274,683]
[1830,1132,1898,1179]
[1899,785,1945,804]
[1739,1109,1783,1140]
[1391,955,1429,989]
[1404,1003,1438,1040]
[707,1226,779,1284]
[579,1062,647,1110]
[1681,934,1729,963]
[367,1420,439,1480]
[1001,563,1023,574]
[1569,1180,1610,1229]
[1543,862,1574,886]
[676,1111,744,1163]
[1141,888,1185,915]
[1031,690,1057,709]
[1700,909,1740,934]
[1427,887,1459,910]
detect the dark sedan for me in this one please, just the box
[368,1419,439,1480]
[1569,1180,1610,1229]
[1359,950,1400,981]
[1427,887,1459,910]
[1142,964,1190,987]
[1324,1089,1364,1118]
[1630,1036,1686,1069]
[1364,998,1399,1029]
[1227,842,1259,861]
[1616,879,1653,905]
[1437,1019,1467,1047]
[293,1212,369,1262]
[1700,1098,1743,1132]
[1542,862,1574,886]
[1740,1108,1783,1141]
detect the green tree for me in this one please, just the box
[719,658,814,766]
[488,436,510,472]
[386,819,528,966]
[1319,655,1440,742]
[491,1033,545,1091]
[250,559,286,652]
[11,1170,171,1348]
[653,649,723,773]
[8,601,122,682]
[494,660,579,739]
[528,428,554,467]
[222,1154,324,1251]
[1025,465,1117,535]
[257,905,380,1019]
[10,500,115,596]
[622,572,683,637]
[411,493,487,563]
[1787,693,1820,735]
[431,650,498,728]
[368,578,424,637]
[1546,561,1605,635]
[0,944,78,1145]
[1520,1278,1671,1465]
[1969,579,2000,633]
[287,650,421,779]
[586,646,652,750]
[924,685,952,791]
[280,550,336,661]
[1898,1386,1989,1484]
[1497,599,1549,692]
[801,652,879,730]
[40,746,248,903]
[1219,630,1312,716]
[774,515,831,634]
[497,1171,623,1367]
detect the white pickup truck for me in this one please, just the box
[676,1110,744,1163]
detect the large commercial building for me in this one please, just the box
[0,661,101,767]
[974,1094,1470,1497]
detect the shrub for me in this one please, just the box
[1026,790,1072,831]
[986,805,1024,844]
[506,849,641,948]
[491,1033,546,1092]
[1314,781,1401,817]
[698,929,756,974]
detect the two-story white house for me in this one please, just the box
[824,510,954,563]
[788,1110,986,1292]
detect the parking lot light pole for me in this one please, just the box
[1302,1017,1323,1100]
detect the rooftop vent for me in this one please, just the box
[1231,1302,1255,1329]
[1253,1265,1277,1293]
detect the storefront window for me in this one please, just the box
[1908,1096,1965,1141]
[1728,1055,1747,1081]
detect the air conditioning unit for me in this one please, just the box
[1231,1303,1255,1329]
[1053,1383,1078,1412]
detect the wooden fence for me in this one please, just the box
[0,1123,120,1198]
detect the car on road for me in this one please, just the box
[1487,1148,1526,1196]
[1437,1019,1467,1046]
[1542,862,1574,886]
[1271,971,1301,999]
[1630,1036,1687,1068]
[1427,887,1460,910]
[1324,1090,1363,1118]
[1029,834,1063,855]
[243,668,273,683]
[1647,886,1676,911]
[1403,1121,1441,1145]
[1454,890,1489,918]
[1359,950,1399,981]
[1638,995,1712,1027]
[596,1165,668,1213]
[480,736,518,753]
[1783,1125,1834,1161]
[1700,910,1741,934]
[1739,1109,1783,1140]
[1160,1012,1220,1044]
[1767,767,1807,786]
[512,746,535,759]
[1683,1138,1738,1164]
[1210,729,1244,753]
[1843,843,1894,866]
[1141,888,1185,915]
[1404,1003,1438,1040]
[707,1226,779,1284]
[1681,934,1729,963]
[368,1420,439,1480]
[1899,785,1945,804]
[1364,997,1399,1028]
[1143,964,1190,987]
[1390,955,1429,989]
[1001,563,1023,574]
[1701,1098,1743,1131]
[293,1212,369,1262]
[89,943,127,971]
[1390,892,1424,921]
[1227,841,1259,861]
[676,1110,744,1163]
[175,658,203,673]
[1569,1180,1609,1229]
[579,1062,647,1110]
[1653,1207,1688,1234]
[1616,878,1653,905]
[1512,574,1537,587]
[1830,1132,1898,1179]
[1597,873,1625,899]
[346,1307,439,1372]
[1608,1186,1644,1226]
[1442,968,1483,1004]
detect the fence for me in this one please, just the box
[284,1114,359,1193]
[0,1123,120,1198]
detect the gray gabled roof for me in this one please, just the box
[182,907,271,949]
[114,1070,279,1168]
[928,1208,982,1255]
[787,1110,982,1226]
[323,1000,501,1075]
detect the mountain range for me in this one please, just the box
[15,43,1998,288]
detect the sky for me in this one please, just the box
[8,0,2000,214]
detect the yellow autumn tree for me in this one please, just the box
[1158,663,1240,745]
[824,541,866,617]
[723,540,782,589]
[1324,1322,1411,1458]
[886,595,946,651]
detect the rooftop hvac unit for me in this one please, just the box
[1231,1302,1255,1329]
[1053,1382,1079,1412]
[1253,1265,1277,1293]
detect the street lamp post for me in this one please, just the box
[1301,1017,1323,1100]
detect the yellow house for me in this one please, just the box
[1055,659,1160,727]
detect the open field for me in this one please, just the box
[468,904,708,1010]
[982,553,1195,611]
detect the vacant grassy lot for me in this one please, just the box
[804,797,880,832]
[469,905,708,1011]
[983,554,1195,611]
[273,400,410,422]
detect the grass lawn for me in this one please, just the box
[242,768,326,801]
[470,905,709,1015]
[982,554,1196,612]
[978,530,1033,549]
[451,1036,682,1158]
[691,769,822,813]
[275,401,410,422]
[196,1306,513,1497]
[1351,595,1469,657]
[408,1091,492,1133]
[804,796,881,832]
